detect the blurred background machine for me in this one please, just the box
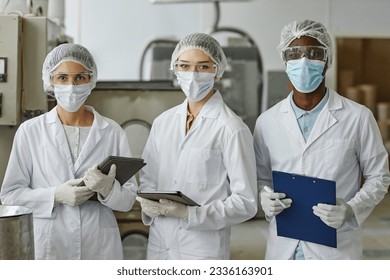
[0,13,64,182]
[0,0,70,181]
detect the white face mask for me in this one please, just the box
[176,72,215,102]
[54,84,91,112]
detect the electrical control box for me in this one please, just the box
[0,57,7,82]
[0,15,60,125]
[0,15,22,125]
[22,17,60,118]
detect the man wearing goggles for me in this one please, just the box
[282,45,327,62]
[254,20,390,260]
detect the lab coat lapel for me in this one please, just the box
[184,91,222,139]
[280,97,306,148]
[305,90,341,148]
[51,109,76,174]
[185,113,202,137]
[74,107,107,172]
[73,125,101,173]
[305,108,337,148]
[177,99,188,142]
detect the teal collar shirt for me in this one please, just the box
[290,89,330,142]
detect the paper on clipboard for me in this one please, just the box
[272,170,337,248]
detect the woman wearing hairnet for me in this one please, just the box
[254,20,390,259]
[136,33,258,259]
[0,44,138,259]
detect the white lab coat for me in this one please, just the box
[254,89,390,259]
[139,91,258,260]
[0,106,137,259]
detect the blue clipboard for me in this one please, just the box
[272,170,337,248]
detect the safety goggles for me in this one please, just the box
[282,46,328,62]
[51,72,91,85]
[174,61,217,74]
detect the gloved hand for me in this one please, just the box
[259,187,292,217]
[312,198,354,229]
[159,199,189,220]
[136,197,189,220]
[136,196,164,219]
[84,164,116,199]
[55,178,95,206]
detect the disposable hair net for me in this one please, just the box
[170,33,227,80]
[42,43,98,94]
[277,19,334,67]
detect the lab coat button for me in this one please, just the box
[173,180,177,185]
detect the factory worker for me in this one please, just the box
[136,33,258,260]
[0,43,137,259]
[254,19,390,259]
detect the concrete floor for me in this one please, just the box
[230,193,390,260]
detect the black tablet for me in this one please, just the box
[137,190,200,206]
[98,156,146,185]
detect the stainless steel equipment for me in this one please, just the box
[0,205,34,260]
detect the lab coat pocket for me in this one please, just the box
[177,228,221,259]
[186,148,222,185]
[324,139,356,177]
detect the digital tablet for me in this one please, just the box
[137,190,200,206]
[81,155,146,190]
[98,156,146,185]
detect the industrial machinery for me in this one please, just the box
[0,14,64,183]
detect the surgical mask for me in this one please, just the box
[286,57,325,93]
[54,84,91,112]
[176,71,215,102]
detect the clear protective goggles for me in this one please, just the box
[173,61,217,74]
[282,46,328,62]
[51,72,91,85]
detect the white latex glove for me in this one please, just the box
[312,198,354,229]
[136,196,164,219]
[84,164,116,198]
[55,178,95,206]
[259,187,292,217]
[159,199,189,220]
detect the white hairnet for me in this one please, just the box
[277,19,334,67]
[42,43,97,94]
[170,33,227,79]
